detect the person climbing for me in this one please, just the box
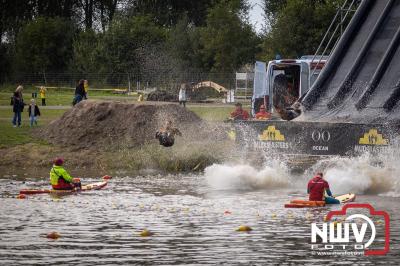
[255,104,271,120]
[73,79,86,106]
[50,158,81,190]
[307,172,340,204]
[39,86,47,106]
[28,99,41,127]
[155,120,182,147]
[230,102,249,121]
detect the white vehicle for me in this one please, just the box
[252,56,327,118]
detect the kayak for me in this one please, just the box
[284,193,356,208]
[19,176,110,195]
[334,193,356,203]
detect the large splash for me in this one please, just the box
[205,152,400,197]
[204,162,290,190]
[307,154,399,196]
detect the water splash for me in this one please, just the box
[205,152,400,197]
[204,162,289,190]
[307,154,399,196]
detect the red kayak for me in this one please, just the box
[284,193,356,208]
[19,176,111,195]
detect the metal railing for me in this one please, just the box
[310,0,360,76]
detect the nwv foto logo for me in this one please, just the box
[310,204,390,256]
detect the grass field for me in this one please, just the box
[0,87,135,106]
[0,86,251,148]
[0,108,67,148]
[0,105,236,147]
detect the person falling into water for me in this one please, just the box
[307,172,340,204]
[155,120,182,147]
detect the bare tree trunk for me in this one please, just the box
[42,68,47,84]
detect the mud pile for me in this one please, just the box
[41,101,214,150]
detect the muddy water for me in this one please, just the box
[0,171,399,265]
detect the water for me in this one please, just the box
[0,162,399,265]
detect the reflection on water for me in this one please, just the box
[0,174,399,265]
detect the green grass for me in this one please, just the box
[188,106,233,121]
[0,86,138,106]
[0,109,67,148]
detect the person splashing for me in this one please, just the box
[155,120,182,147]
[307,172,340,204]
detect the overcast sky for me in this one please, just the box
[248,0,265,33]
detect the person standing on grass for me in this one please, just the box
[39,86,47,106]
[73,79,86,106]
[178,83,187,107]
[11,85,24,127]
[84,80,89,99]
[28,99,41,127]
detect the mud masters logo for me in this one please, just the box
[310,204,390,256]
[255,125,289,149]
[354,128,390,153]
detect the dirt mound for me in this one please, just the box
[147,90,177,102]
[41,101,206,150]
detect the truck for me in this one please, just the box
[252,56,327,119]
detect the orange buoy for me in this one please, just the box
[236,225,252,232]
[16,194,26,199]
[224,210,232,215]
[46,232,61,239]
[103,175,112,180]
[140,229,153,237]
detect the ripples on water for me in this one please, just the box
[0,172,399,265]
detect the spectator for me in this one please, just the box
[11,85,24,127]
[39,86,47,106]
[255,105,271,120]
[230,102,249,121]
[178,83,187,107]
[84,80,89,99]
[73,79,85,106]
[28,99,41,127]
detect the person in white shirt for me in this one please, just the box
[178,83,187,107]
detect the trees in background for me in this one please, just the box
[1,0,260,82]
[0,0,345,83]
[260,0,342,60]
[200,0,260,72]
[15,17,75,80]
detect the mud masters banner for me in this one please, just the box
[233,121,397,156]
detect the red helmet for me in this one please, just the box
[54,158,64,166]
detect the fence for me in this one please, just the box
[6,72,242,92]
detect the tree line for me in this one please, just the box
[0,0,343,84]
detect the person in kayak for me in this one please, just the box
[307,172,340,204]
[50,158,81,190]
[155,120,182,147]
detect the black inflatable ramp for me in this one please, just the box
[301,0,400,125]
